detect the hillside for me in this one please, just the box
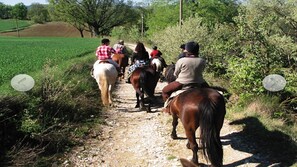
[0,22,92,38]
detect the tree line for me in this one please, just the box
[0,2,50,23]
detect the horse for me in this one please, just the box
[150,57,167,82]
[163,64,226,167]
[129,64,160,112]
[92,60,118,106]
[112,53,129,79]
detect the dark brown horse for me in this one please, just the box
[112,53,129,79]
[164,64,226,167]
[129,65,160,112]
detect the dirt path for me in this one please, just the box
[64,79,277,167]
[63,44,280,167]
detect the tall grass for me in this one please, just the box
[0,19,33,32]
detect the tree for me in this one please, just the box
[12,3,27,20]
[187,0,240,26]
[27,3,50,23]
[49,0,136,37]
[146,0,180,36]
[0,3,13,19]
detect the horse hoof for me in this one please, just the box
[171,134,178,139]
[186,143,191,149]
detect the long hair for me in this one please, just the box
[135,42,146,53]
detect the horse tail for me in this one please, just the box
[139,69,154,98]
[99,75,109,106]
[199,97,223,167]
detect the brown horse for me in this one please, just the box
[164,64,226,167]
[112,53,129,79]
[129,65,160,112]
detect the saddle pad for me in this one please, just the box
[164,89,187,108]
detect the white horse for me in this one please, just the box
[151,58,164,73]
[92,60,118,106]
[151,58,166,81]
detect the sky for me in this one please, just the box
[0,0,49,6]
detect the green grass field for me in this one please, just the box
[0,19,33,32]
[0,36,100,93]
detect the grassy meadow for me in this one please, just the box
[0,19,33,32]
[0,36,100,94]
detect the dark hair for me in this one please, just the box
[153,46,157,50]
[185,41,199,55]
[135,42,146,52]
[180,44,185,50]
[101,38,110,44]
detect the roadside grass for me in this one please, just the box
[0,37,107,166]
[0,19,33,32]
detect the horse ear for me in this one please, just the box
[171,62,175,64]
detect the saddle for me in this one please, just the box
[98,60,110,64]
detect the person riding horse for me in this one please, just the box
[162,41,209,111]
[126,42,150,83]
[96,38,122,75]
[150,46,167,68]
[113,40,128,55]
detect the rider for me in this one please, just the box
[150,46,167,67]
[177,44,186,59]
[162,41,209,102]
[113,40,128,55]
[126,42,150,83]
[96,38,122,75]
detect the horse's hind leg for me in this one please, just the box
[135,93,140,108]
[185,128,199,165]
[171,114,178,139]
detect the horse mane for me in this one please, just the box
[164,63,176,83]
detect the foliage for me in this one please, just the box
[12,3,27,20]
[49,0,136,37]
[151,16,209,63]
[128,25,143,42]
[27,3,50,24]
[0,2,13,19]
[145,0,179,37]
[150,0,297,130]
[188,0,240,26]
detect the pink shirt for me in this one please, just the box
[96,45,115,60]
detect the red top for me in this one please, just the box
[96,45,115,60]
[150,50,161,59]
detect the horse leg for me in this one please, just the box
[135,92,140,108]
[185,128,199,165]
[139,93,145,109]
[171,114,178,139]
[108,84,112,105]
